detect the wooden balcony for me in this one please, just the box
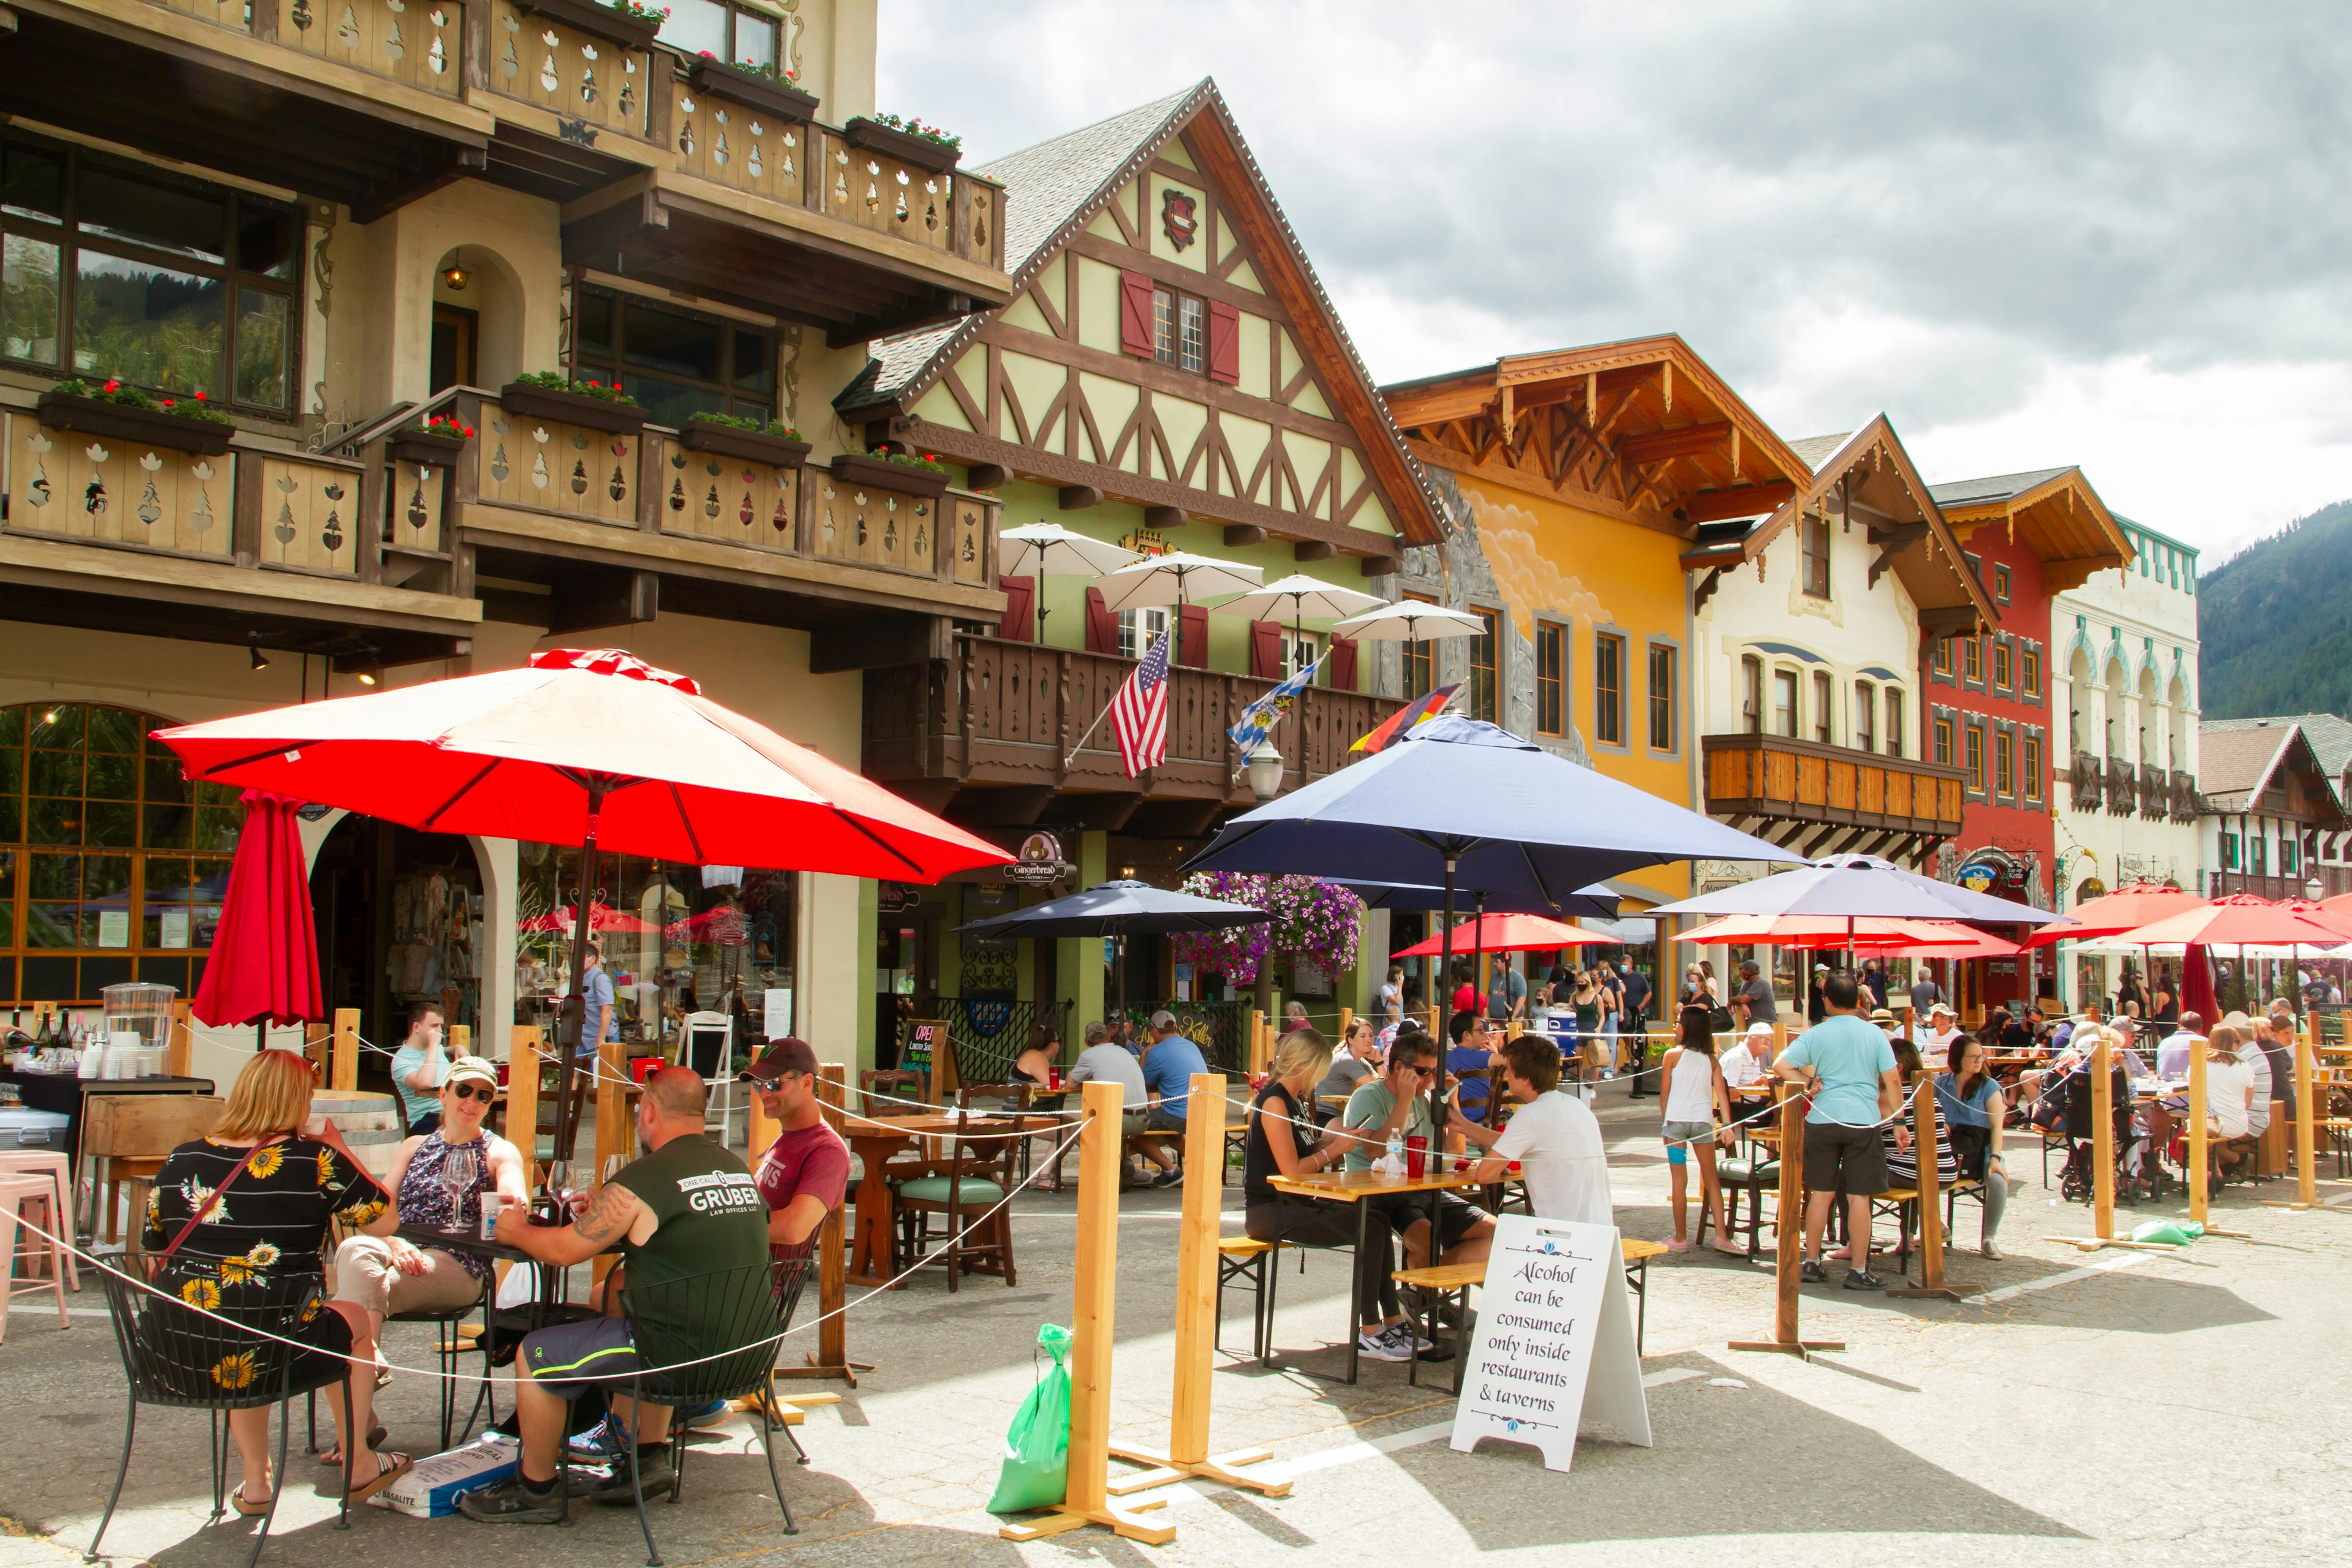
[1702,731,1965,863]
[862,636,1407,837]
[2068,752,2105,813]
[2105,755,2133,816]
[7,0,1011,337]
[0,406,480,665]
[2169,769,2199,822]
[2212,869,2351,902]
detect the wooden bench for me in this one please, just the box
[1393,1235,1668,1392]
[1215,1236,1286,1363]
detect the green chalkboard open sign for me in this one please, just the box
[899,1018,955,1101]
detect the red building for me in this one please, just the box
[1924,469,2131,1017]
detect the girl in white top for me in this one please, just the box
[1659,1004,1740,1254]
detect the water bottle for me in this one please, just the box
[1385,1129,1403,1172]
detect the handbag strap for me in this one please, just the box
[155,1137,287,1265]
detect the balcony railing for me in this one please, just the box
[2168,769,2199,821]
[863,636,1404,807]
[2138,761,2166,819]
[2105,755,2133,815]
[2068,752,2103,813]
[2211,869,2350,902]
[1702,732,1965,839]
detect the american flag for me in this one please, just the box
[1111,630,1173,777]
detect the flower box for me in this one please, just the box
[388,428,469,466]
[498,380,649,435]
[829,451,949,499]
[514,0,661,52]
[842,116,960,174]
[34,391,233,455]
[681,420,812,468]
[684,58,819,122]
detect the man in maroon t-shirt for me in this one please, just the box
[739,1037,850,1260]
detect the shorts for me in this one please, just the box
[520,1314,641,1396]
[1392,1192,1491,1253]
[1144,1105,1186,1133]
[1660,1120,1714,1166]
[1804,1120,1888,1196]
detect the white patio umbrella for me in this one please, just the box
[1330,598,1489,696]
[996,522,1144,643]
[1094,551,1265,614]
[1213,572,1386,678]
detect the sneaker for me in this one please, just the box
[1980,1240,2004,1260]
[1842,1269,1885,1291]
[565,1414,630,1464]
[1799,1259,1827,1284]
[1152,1166,1185,1188]
[457,1474,567,1525]
[673,1398,732,1430]
[589,1447,674,1507]
[1387,1322,1434,1353]
[1356,1326,1412,1363]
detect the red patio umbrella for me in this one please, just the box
[2019,880,2206,949]
[1676,914,1986,950]
[2111,894,2350,949]
[190,789,325,1047]
[1392,911,1619,957]
[157,647,1009,1181]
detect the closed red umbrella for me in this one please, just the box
[190,790,325,1039]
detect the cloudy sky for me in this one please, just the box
[880,1,2352,565]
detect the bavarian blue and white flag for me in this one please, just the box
[1228,652,1327,754]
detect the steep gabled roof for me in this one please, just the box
[1928,465,2133,593]
[837,80,1444,548]
[2206,713,2352,802]
[2195,720,2307,811]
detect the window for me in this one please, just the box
[1773,668,1798,739]
[1468,609,1499,723]
[1883,688,1905,757]
[2222,832,2239,870]
[1965,725,1985,793]
[2283,835,2300,875]
[1535,624,1564,736]
[1855,682,1876,753]
[2023,733,2043,802]
[1993,639,2013,692]
[1646,643,1676,752]
[1995,730,2015,797]
[0,133,300,414]
[1594,634,1625,746]
[2250,835,2267,876]
[1812,671,1833,745]
[0,703,247,1004]
[1116,607,1167,660]
[1934,715,1954,767]
[1283,628,1321,680]
[655,0,778,67]
[573,287,775,429]
[1932,637,1953,676]
[1994,564,2012,603]
[1800,514,1831,598]
[1151,286,1207,375]
[1962,636,1983,683]
[1401,595,1435,699]
[1741,655,1765,735]
[2021,644,2040,698]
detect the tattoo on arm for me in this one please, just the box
[573,1182,637,1246]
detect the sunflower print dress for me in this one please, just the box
[142,1135,390,1392]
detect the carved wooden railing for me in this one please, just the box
[2105,755,2133,816]
[2069,752,2104,813]
[1702,731,1966,837]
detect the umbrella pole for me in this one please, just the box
[1435,858,1455,1164]
[554,784,606,1195]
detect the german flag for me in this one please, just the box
[1351,682,1460,753]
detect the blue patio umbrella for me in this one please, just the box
[1180,715,1800,1131]
[954,879,1273,1028]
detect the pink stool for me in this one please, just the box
[0,1151,80,1292]
[0,1172,72,1341]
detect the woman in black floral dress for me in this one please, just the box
[143,1048,408,1509]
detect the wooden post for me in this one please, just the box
[1249,1009,1268,1076]
[505,1025,542,1178]
[595,1024,627,1185]
[1730,1080,1842,1358]
[167,1001,194,1080]
[1338,1006,1353,1041]
[2092,1028,2114,1242]
[1889,1076,1958,1300]
[2188,1031,2208,1229]
[775,1063,864,1385]
[1107,1075,1291,1498]
[2297,1022,2317,1207]
[330,1008,360,1092]
[999,1080,1174,1545]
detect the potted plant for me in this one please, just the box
[35,377,235,456]
[680,411,812,467]
[829,446,951,499]
[842,113,962,173]
[499,371,649,434]
[390,412,474,465]
[684,53,819,121]
[516,0,666,51]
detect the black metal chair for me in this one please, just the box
[91,1266,356,1568]
[612,1259,810,1566]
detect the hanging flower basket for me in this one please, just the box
[499,378,648,434]
[842,116,962,174]
[685,56,820,121]
[829,450,949,499]
[36,388,233,455]
[681,418,811,468]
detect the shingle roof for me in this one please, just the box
[2206,714,2352,786]
[1787,432,1853,473]
[2195,723,2297,806]
[1927,468,2073,508]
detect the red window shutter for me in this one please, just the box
[1178,603,1208,667]
[1249,620,1284,680]
[1084,586,1118,654]
[998,575,1035,643]
[1119,270,1156,358]
[1329,635,1358,691]
[1207,300,1240,385]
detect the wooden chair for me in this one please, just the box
[892,1118,1020,1290]
[859,1069,924,1112]
[959,1082,1039,1182]
[83,1095,225,1243]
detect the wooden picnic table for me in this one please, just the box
[1263,1165,1483,1384]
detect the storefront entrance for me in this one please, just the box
[309,815,485,1062]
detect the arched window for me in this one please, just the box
[1,703,242,1005]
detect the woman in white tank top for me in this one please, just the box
[1660,1004,1740,1253]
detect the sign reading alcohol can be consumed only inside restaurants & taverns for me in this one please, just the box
[1449,1216,1651,1472]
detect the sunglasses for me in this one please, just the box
[448,1082,495,1104]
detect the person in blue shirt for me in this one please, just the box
[559,938,617,1161]
[1445,1010,1503,1123]
[1137,1009,1209,1188]
[1773,971,1906,1291]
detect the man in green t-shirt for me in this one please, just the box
[1338,1033,1505,1276]
[462,1066,769,1525]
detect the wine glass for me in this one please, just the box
[439,1145,479,1233]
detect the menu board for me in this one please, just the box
[1448,1216,1651,1472]
[899,1018,955,1101]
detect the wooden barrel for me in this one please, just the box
[311,1090,404,1178]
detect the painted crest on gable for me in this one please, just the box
[1160,187,1198,250]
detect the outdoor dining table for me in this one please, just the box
[1262,1165,1485,1384]
[840,1109,1054,1287]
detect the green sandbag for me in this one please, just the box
[987,1323,1072,1515]
[2131,1219,2195,1246]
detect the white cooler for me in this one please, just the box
[0,1108,71,1149]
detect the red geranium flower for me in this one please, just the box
[160,398,175,407]
[103,379,120,393]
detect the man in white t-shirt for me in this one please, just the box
[1720,1023,1774,1088]
[1469,1034,1610,1227]
[1921,1004,1961,1053]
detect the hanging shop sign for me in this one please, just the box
[1003,831,1077,887]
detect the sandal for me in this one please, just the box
[317,1425,389,1466]
[230,1485,273,1517]
[345,1452,412,1505]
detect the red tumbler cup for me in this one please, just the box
[1406,1134,1428,1180]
